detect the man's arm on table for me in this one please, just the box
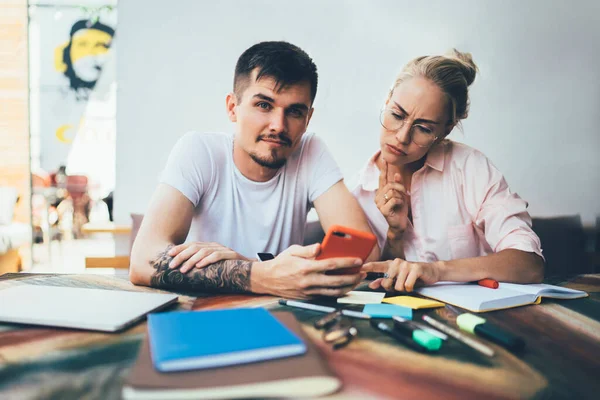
[130,183,364,298]
[129,184,253,293]
[313,180,380,262]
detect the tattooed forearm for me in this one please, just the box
[149,245,253,293]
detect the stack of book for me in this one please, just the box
[122,308,341,399]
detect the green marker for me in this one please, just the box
[392,316,443,351]
[456,313,525,352]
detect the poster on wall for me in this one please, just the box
[29,2,117,198]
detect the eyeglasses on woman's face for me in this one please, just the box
[379,109,439,148]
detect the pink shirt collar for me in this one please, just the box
[358,142,447,191]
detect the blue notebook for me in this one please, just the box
[147,308,306,372]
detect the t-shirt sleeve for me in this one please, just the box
[159,132,214,207]
[464,150,544,260]
[303,134,344,203]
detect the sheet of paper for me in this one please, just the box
[382,296,445,309]
[363,304,412,319]
[337,291,385,305]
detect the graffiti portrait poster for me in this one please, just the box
[29,2,117,197]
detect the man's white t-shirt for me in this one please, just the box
[160,131,343,258]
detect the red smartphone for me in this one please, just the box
[316,225,377,275]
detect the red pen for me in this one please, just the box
[478,278,499,289]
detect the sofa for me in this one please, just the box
[0,187,31,275]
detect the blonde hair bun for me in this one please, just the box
[390,49,479,124]
[445,49,478,87]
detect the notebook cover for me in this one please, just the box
[0,285,178,332]
[148,308,305,371]
[123,312,341,398]
[416,282,531,312]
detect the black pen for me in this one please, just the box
[278,299,371,319]
[365,272,385,280]
[370,320,427,352]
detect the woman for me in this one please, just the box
[354,50,544,293]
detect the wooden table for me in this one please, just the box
[81,222,132,270]
[81,222,132,236]
[0,273,598,399]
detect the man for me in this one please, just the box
[130,41,378,299]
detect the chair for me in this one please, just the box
[83,213,139,270]
[66,175,91,238]
[531,215,590,277]
[31,172,63,262]
[0,187,31,274]
[593,216,600,273]
[82,221,132,270]
[303,219,325,245]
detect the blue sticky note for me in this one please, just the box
[363,303,413,319]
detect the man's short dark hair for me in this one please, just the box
[234,41,318,104]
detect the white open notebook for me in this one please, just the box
[415,282,588,313]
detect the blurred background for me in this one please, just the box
[1,0,599,276]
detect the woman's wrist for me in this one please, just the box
[382,229,405,260]
[433,260,448,281]
[387,228,405,241]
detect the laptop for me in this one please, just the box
[0,285,179,332]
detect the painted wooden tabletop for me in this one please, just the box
[0,272,598,400]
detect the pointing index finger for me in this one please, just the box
[361,261,390,273]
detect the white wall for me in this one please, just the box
[115,0,600,226]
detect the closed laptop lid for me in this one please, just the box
[0,285,178,332]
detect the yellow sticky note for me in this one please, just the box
[382,296,445,309]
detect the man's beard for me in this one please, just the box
[249,133,292,169]
[249,150,287,170]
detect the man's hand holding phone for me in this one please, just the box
[251,243,366,300]
[316,225,377,275]
[251,226,376,299]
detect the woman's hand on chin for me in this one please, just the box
[375,159,409,235]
